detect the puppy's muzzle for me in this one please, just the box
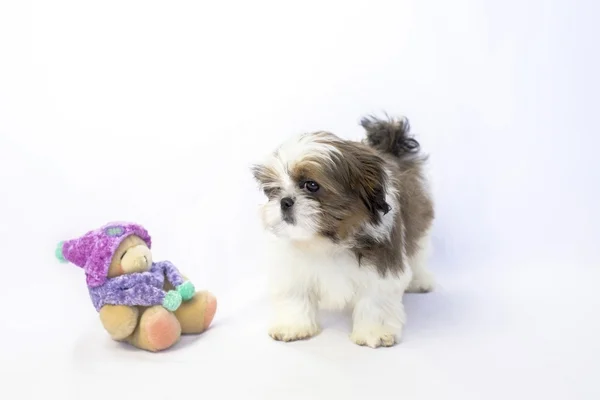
[280,197,295,224]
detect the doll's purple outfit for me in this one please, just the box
[87,260,186,311]
[56,222,187,311]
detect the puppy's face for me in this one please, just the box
[252,132,391,242]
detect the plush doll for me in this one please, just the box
[55,222,217,352]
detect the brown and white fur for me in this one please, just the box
[251,115,435,348]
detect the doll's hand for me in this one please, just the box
[162,290,182,311]
[176,281,195,301]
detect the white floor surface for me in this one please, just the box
[4,255,600,400]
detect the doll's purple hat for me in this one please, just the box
[55,222,152,288]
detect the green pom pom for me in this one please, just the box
[55,241,68,263]
[177,281,195,301]
[162,290,182,312]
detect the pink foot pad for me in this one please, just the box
[145,310,181,351]
[203,294,217,329]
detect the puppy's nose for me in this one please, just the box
[280,197,295,210]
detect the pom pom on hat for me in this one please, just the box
[55,241,68,263]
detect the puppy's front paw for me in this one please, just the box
[407,271,436,293]
[350,326,398,348]
[268,323,319,342]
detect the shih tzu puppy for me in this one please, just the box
[251,115,435,348]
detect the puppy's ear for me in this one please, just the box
[365,184,391,216]
[250,164,266,184]
[346,150,391,221]
[250,164,280,198]
[357,171,391,222]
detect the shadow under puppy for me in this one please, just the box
[56,222,217,352]
[251,115,434,348]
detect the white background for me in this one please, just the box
[1,0,599,399]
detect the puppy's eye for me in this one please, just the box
[120,250,128,261]
[303,181,320,193]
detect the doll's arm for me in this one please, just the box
[152,260,195,301]
[152,260,185,286]
[99,284,182,312]
[104,272,161,290]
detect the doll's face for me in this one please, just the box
[107,235,153,277]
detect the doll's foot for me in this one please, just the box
[204,293,217,328]
[131,306,181,352]
[174,291,217,334]
[99,305,139,340]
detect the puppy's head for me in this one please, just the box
[252,131,391,243]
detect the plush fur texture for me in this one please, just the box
[252,115,435,348]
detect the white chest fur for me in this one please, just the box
[265,236,408,311]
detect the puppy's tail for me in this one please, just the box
[360,114,420,159]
